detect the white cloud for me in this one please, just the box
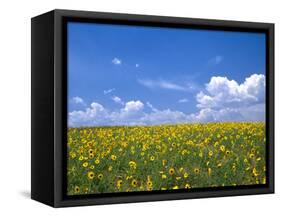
[71,96,85,105]
[112,101,145,125]
[112,57,122,65]
[111,96,124,105]
[209,55,223,64]
[178,98,189,103]
[140,109,189,125]
[68,74,265,127]
[188,104,265,123]
[103,88,115,95]
[88,102,106,116]
[138,79,190,91]
[68,102,109,126]
[146,102,158,112]
[136,64,139,68]
[123,100,144,112]
[69,100,145,127]
[197,74,265,109]
[194,74,265,122]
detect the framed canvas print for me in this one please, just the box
[31,9,274,207]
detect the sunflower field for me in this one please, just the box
[67,122,266,195]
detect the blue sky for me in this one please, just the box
[67,22,266,127]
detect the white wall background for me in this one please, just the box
[0,0,279,215]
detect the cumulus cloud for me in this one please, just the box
[112,57,122,65]
[70,96,86,106]
[68,74,265,127]
[112,101,145,125]
[195,74,265,122]
[68,102,109,126]
[140,109,189,125]
[69,100,145,127]
[197,74,265,109]
[123,100,144,112]
[188,104,265,123]
[111,96,124,105]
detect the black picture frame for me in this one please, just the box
[31,9,274,207]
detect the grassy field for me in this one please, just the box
[67,122,266,195]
